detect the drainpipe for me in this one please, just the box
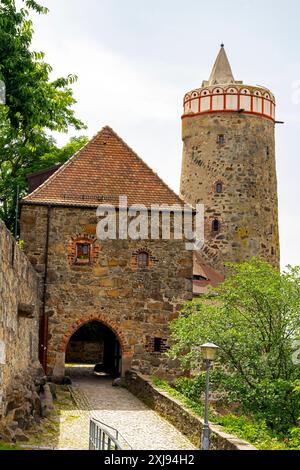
[39,204,51,372]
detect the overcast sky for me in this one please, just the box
[24,0,300,269]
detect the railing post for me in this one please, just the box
[89,417,131,450]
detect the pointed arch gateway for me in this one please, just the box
[60,314,133,377]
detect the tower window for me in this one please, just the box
[217,134,225,145]
[266,146,270,156]
[215,182,223,194]
[137,251,149,268]
[76,243,90,263]
[212,219,220,233]
[154,338,162,353]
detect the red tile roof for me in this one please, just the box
[22,126,184,208]
[193,252,225,295]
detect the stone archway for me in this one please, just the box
[52,314,133,379]
[66,321,122,377]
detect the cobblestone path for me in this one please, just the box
[70,368,195,450]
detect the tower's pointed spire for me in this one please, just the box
[208,44,235,86]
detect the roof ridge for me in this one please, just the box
[22,125,186,208]
[104,126,184,206]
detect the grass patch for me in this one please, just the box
[24,385,80,447]
[0,442,21,450]
[64,415,81,422]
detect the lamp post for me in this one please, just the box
[200,342,219,450]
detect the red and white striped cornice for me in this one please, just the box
[182,84,275,122]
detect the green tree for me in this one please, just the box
[169,258,300,431]
[1,134,88,222]
[0,0,86,229]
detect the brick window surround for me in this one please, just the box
[68,234,100,265]
[145,337,169,354]
[131,248,157,270]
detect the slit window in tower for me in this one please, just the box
[217,134,225,145]
[212,219,220,233]
[266,146,270,156]
[216,182,223,194]
[154,337,162,353]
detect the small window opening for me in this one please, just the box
[217,134,225,144]
[76,243,90,262]
[216,182,223,194]
[154,338,162,353]
[266,146,270,156]
[137,251,149,268]
[212,219,220,233]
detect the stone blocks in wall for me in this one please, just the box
[20,205,193,377]
[180,113,280,273]
[0,220,43,440]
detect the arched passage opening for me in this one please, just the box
[65,321,122,378]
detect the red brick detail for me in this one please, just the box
[131,248,157,270]
[60,315,133,355]
[68,233,101,265]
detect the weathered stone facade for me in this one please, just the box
[0,220,42,440]
[180,112,280,273]
[20,204,193,378]
[66,341,104,364]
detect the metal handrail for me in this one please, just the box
[89,417,132,450]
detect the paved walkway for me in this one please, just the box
[69,368,195,450]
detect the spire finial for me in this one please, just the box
[221,43,224,48]
[208,46,235,86]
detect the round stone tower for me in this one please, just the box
[180,45,280,273]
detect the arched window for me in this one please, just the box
[212,219,220,233]
[215,182,223,194]
[137,251,149,268]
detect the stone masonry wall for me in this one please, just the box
[125,372,257,450]
[180,112,280,274]
[66,341,104,364]
[0,220,42,441]
[20,204,193,379]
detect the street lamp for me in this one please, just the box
[200,342,220,450]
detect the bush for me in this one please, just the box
[169,259,300,434]
[174,375,206,402]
